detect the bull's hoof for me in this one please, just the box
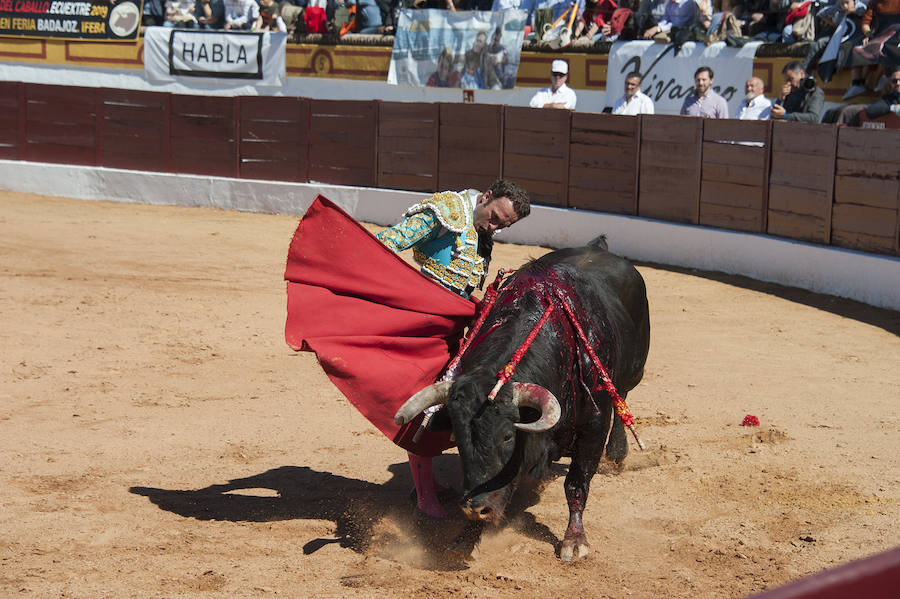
[559,533,590,561]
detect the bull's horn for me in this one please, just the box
[512,382,561,433]
[393,381,453,426]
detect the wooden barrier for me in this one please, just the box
[831,127,900,255]
[377,102,438,193]
[438,103,502,193]
[567,113,640,215]
[0,81,23,161]
[503,106,570,208]
[3,82,900,261]
[100,89,170,173]
[308,99,377,187]
[24,84,99,166]
[700,119,771,233]
[238,96,309,182]
[170,94,237,178]
[768,121,837,244]
[639,115,703,224]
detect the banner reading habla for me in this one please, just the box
[143,27,286,87]
[388,9,527,90]
[0,0,142,40]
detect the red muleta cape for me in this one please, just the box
[283,195,476,457]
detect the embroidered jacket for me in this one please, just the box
[377,190,486,297]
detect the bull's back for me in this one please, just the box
[528,244,650,391]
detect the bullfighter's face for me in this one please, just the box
[473,192,518,234]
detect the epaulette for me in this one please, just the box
[403,191,471,234]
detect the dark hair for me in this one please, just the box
[782,60,805,75]
[694,66,714,79]
[625,71,643,83]
[487,179,530,220]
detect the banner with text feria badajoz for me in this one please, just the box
[0,0,143,41]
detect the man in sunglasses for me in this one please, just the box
[824,65,900,126]
[529,59,578,109]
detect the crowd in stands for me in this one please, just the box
[140,0,900,124]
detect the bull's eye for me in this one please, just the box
[502,431,514,444]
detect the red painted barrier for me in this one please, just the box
[744,546,900,599]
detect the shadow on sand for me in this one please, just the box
[129,457,566,568]
[635,261,900,337]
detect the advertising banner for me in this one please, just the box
[143,27,286,87]
[606,40,763,116]
[388,9,527,90]
[0,0,142,41]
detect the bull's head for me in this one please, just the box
[394,378,561,523]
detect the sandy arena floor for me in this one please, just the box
[1,191,899,598]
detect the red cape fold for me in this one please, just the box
[284,195,476,457]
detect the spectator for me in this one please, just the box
[143,0,166,26]
[611,71,656,114]
[426,47,461,88]
[824,64,900,124]
[163,0,197,26]
[633,0,668,37]
[736,76,772,119]
[196,0,226,28]
[641,0,702,42]
[224,0,259,29]
[255,0,287,30]
[732,0,784,41]
[680,66,729,118]
[574,0,618,41]
[375,0,398,34]
[354,0,385,33]
[844,0,900,98]
[770,61,825,122]
[529,59,578,109]
[801,0,866,85]
[460,51,486,89]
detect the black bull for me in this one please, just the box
[395,237,650,561]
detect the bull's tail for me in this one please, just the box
[586,235,608,251]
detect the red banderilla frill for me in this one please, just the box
[553,288,644,450]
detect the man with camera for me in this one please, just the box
[770,61,825,122]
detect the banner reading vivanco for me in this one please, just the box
[0,0,142,41]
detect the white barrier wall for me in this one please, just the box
[1,159,898,311]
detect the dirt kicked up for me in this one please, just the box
[1,190,898,599]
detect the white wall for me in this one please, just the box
[2,159,897,311]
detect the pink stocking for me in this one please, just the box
[408,452,446,518]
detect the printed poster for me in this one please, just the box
[388,9,527,90]
[0,0,142,41]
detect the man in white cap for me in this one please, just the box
[529,59,577,109]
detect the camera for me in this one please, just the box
[800,76,817,91]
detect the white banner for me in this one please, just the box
[388,9,527,89]
[606,41,763,116]
[143,27,286,87]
